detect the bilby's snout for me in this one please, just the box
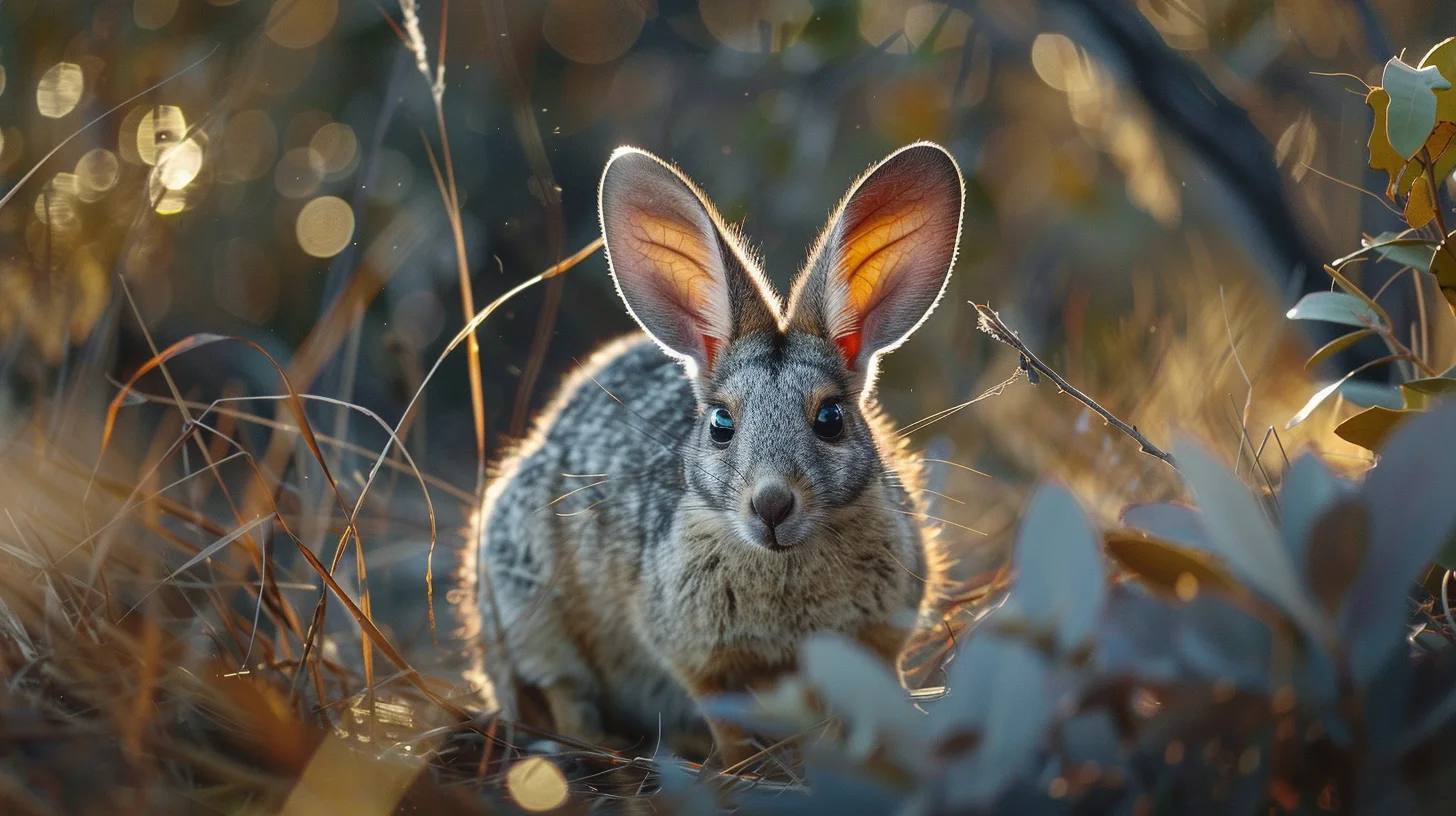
[751,483,795,530]
[746,479,804,550]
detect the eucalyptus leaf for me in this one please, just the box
[1098,584,1181,681]
[1176,596,1272,692]
[1289,372,1364,430]
[1279,453,1347,570]
[1004,483,1106,652]
[1401,376,1456,405]
[1305,329,1376,371]
[1334,405,1417,451]
[1285,291,1381,327]
[1174,439,1328,639]
[1345,403,1456,684]
[1120,502,1209,549]
[937,634,1053,806]
[1367,233,1439,272]
[801,634,921,764]
[1383,58,1452,160]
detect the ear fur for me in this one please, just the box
[786,142,964,395]
[598,147,780,380]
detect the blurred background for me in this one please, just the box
[1,0,1453,662]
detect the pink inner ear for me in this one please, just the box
[835,332,862,370]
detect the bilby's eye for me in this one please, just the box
[813,401,844,441]
[708,406,735,446]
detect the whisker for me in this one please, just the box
[915,457,992,479]
[892,508,987,536]
[541,479,610,509]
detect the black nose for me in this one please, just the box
[751,483,795,529]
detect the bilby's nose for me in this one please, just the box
[751,482,795,530]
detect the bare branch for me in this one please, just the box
[972,303,1178,470]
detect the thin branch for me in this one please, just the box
[972,303,1177,470]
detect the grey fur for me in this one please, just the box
[471,143,965,760]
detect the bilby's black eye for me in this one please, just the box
[708,406,735,446]
[814,401,844,441]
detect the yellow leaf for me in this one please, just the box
[1366,88,1409,197]
[1406,173,1437,228]
[1104,531,1244,600]
[1418,37,1456,125]
[1333,405,1418,451]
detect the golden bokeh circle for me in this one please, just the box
[295,196,355,258]
[265,0,338,50]
[505,757,568,812]
[542,0,646,65]
[37,62,84,118]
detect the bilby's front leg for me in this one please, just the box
[681,648,794,771]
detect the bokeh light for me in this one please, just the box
[310,122,358,178]
[156,139,204,190]
[36,62,83,118]
[75,148,121,201]
[134,0,179,30]
[265,0,338,49]
[136,105,188,165]
[275,147,325,198]
[295,195,354,258]
[154,188,188,215]
[0,65,8,97]
[505,757,568,812]
[699,0,813,53]
[543,0,646,65]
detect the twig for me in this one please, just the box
[972,303,1178,470]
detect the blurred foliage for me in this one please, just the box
[1,1,1456,814]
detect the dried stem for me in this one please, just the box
[972,303,1178,470]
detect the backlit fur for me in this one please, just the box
[470,144,962,762]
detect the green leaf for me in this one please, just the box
[1403,376,1456,397]
[1383,58,1452,160]
[1402,377,1456,410]
[1280,454,1349,570]
[1305,329,1376,370]
[1333,405,1417,451]
[1288,371,1358,429]
[801,634,919,763]
[1285,291,1381,327]
[1003,483,1105,652]
[1174,439,1329,641]
[1365,233,1439,271]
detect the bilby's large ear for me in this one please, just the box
[786,142,964,394]
[599,147,780,379]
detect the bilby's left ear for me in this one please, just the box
[786,142,964,394]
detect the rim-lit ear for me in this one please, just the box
[599,147,780,380]
[786,142,964,394]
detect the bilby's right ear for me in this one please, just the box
[599,147,780,378]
